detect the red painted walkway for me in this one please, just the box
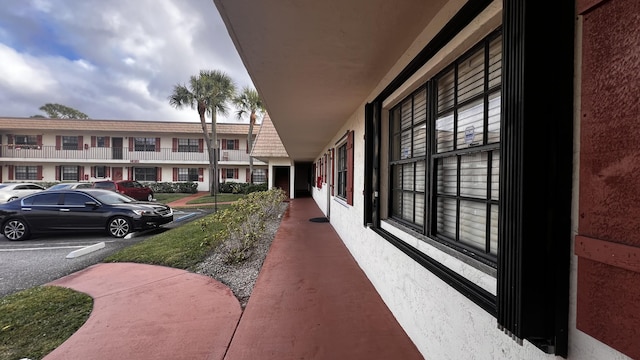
[46,197,423,359]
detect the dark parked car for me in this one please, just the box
[93,180,154,201]
[0,189,173,241]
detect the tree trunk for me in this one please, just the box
[211,111,219,195]
[197,102,216,196]
[248,111,256,184]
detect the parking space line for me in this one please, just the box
[0,245,89,252]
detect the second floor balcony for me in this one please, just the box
[0,145,266,165]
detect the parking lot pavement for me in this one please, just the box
[0,209,210,298]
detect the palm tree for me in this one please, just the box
[233,87,265,184]
[169,70,236,195]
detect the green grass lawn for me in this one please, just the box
[0,287,92,360]
[103,214,225,269]
[153,193,191,204]
[186,193,244,204]
[153,192,244,205]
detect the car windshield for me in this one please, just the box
[48,184,71,190]
[93,191,136,205]
[0,184,8,189]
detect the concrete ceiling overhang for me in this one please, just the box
[214,0,448,162]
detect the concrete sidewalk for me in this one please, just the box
[165,191,215,208]
[45,197,423,359]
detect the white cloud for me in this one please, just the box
[0,44,57,94]
[0,0,254,122]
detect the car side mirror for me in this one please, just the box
[85,201,99,208]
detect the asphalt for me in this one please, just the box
[44,195,423,359]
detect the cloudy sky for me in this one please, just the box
[0,0,254,123]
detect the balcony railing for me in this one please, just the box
[0,145,265,165]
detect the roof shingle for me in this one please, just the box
[0,117,251,135]
[251,113,288,158]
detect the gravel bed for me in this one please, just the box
[193,202,288,308]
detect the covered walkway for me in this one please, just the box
[46,197,422,359]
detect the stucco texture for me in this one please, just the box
[576,0,640,358]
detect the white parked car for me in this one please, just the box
[0,183,46,203]
[45,182,93,191]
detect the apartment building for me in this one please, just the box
[0,117,268,191]
[215,0,639,359]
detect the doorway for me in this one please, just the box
[273,166,290,198]
[293,162,312,198]
[112,137,123,160]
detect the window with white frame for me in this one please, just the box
[62,136,79,150]
[178,139,199,152]
[96,137,107,147]
[225,139,237,150]
[61,166,79,181]
[15,135,38,149]
[15,166,38,180]
[177,168,199,181]
[388,33,501,263]
[134,138,156,151]
[337,142,348,199]
[225,168,237,179]
[95,166,107,178]
[253,169,267,183]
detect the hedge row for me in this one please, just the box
[39,181,267,195]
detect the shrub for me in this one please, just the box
[199,188,286,264]
[144,182,198,194]
[218,182,268,194]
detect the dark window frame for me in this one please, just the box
[387,34,501,265]
[134,167,157,181]
[363,0,573,355]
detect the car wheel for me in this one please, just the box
[108,216,131,238]
[3,218,30,241]
[147,193,154,201]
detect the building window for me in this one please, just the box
[337,142,348,199]
[62,136,79,150]
[134,138,156,151]
[178,139,199,152]
[95,166,107,178]
[96,137,106,147]
[226,168,236,179]
[388,33,501,263]
[62,166,79,181]
[177,168,199,181]
[225,139,237,150]
[253,169,267,183]
[15,135,39,149]
[15,166,38,180]
[135,167,157,181]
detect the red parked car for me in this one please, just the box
[92,180,154,201]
